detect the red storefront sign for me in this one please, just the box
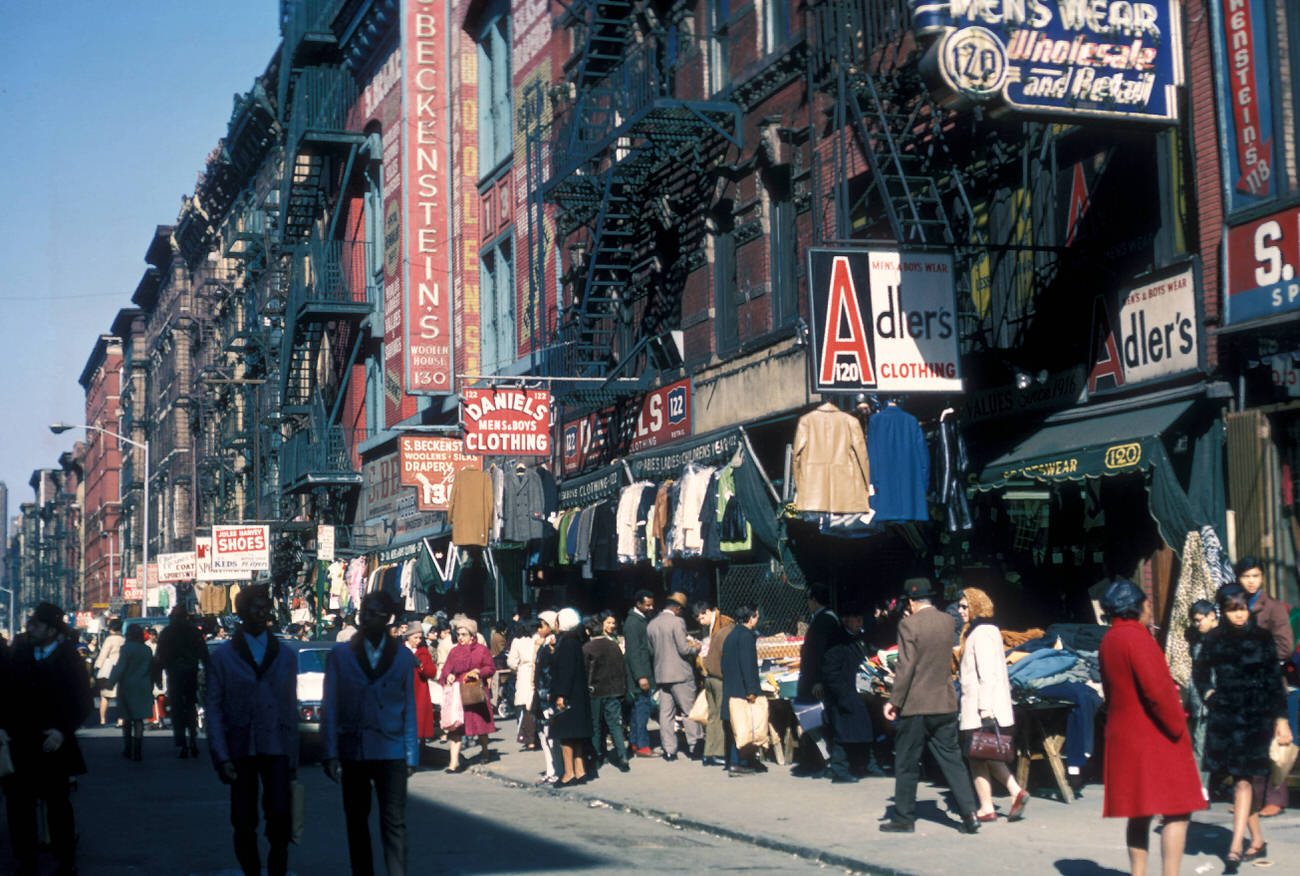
[461,389,551,456]
[1224,207,1300,324]
[399,435,481,510]
[561,379,693,475]
[404,0,452,395]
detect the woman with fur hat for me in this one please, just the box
[438,616,496,771]
[404,623,438,744]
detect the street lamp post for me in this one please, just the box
[51,423,149,619]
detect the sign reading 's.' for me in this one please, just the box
[807,249,963,394]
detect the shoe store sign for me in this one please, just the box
[911,0,1183,124]
[807,248,962,393]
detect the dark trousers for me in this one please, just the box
[229,755,291,876]
[4,767,76,872]
[628,690,653,750]
[891,712,978,824]
[591,695,628,764]
[341,758,408,876]
[170,671,200,749]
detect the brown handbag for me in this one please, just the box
[966,724,1015,762]
[460,670,486,706]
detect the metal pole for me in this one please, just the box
[108,534,115,600]
[142,440,150,619]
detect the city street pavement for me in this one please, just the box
[0,726,832,875]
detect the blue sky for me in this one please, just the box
[0,1,280,523]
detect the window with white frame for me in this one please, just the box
[477,2,512,178]
[480,236,516,375]
[708,0,730,95]
[760,0,790,55]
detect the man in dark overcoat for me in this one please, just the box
[623,589,656,757]
[793,581,848,775]
[156,602,210,758]
[822,607,873,782]
[880,578,980,834]
[1,602,92,876]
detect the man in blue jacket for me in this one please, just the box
[206,584,299,876]
[322,590,418,876]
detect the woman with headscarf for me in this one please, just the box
[437,617,496,772]
[1193,583,1293,872]
[1097,579,1205,876]
[549,608,594,787]
[403,622,438,745]
[107,625,155,762]
[956,587,1027,822]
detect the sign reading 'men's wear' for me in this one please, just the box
[807,249,962,394]
[461,389,552,455]
[913,0,1183,124]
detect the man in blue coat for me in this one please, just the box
[721,604,762,775]
[322,590,418,876]
[206,584,299,876]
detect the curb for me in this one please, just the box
[472,765,917,876]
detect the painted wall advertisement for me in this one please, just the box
[363,450,403,521]
[561,379,692,475]
[1087,262,1202,395]
[1209,0,1279,213]
[404,0,454,395]
[913,0,1183,124]
[807,249,962,393]
[1224,207,1300,324]
[212,525,271,576]
[461,388,552,455]
[399,435,481,510]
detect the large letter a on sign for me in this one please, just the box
[818,256,875,386]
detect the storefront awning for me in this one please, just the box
[976,399,1196,489]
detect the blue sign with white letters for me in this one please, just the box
[914,0,1183,124]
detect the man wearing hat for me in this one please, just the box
[647,591,702,761]
[1,603,91,876]
[880,578,981,834]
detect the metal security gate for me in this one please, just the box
[717,562,807,637]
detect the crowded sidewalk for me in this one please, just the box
[465,725,1300,875]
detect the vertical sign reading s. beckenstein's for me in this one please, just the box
[404,0,454,395]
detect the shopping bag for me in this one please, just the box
[290,780,306,845]
[749,696,770,743]
[441,682,465,731]
[687,689,710,724]
[1269,736,1299,787]
[730,697,755,748]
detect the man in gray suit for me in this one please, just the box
[880,578,980,835]
[646,591,701,761]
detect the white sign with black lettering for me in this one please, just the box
[1114,266,1197,384]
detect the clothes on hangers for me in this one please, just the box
[867,403,929,522]
[616,482,655,563]
[792,402,872,513]
[449,468,495,547]
[502,464,546,543]
[490,463,506,544]
[936,414,973,532]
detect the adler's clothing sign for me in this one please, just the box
[912,0,1182,125]
[1087,263,1202,395]
[807,249,962,393]
[460,388,552,455]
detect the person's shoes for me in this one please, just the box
[1007,789,1030,821]
[633,747,655,757]
[976,812,999,822]
[1223,851,1241,875]
[701,756,725,767]
[751,760,768,773]
[728,765,756,776]
[556,776,581,788]
[831,773,860,783]
[790,763,823,777]
[1243,842,1268,861]
[662,753,678,762]
[958,814,980,835]
[536,775,558,785]
[444,763,462,774]
[1259,804,1283,817]
[878,820,915,833]
[613,760,631,773]
[576,772,594,784]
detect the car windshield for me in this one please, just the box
[298,649,329,674]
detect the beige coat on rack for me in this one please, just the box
[792,402,872,512]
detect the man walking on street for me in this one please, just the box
[155,603,209,758]
[322,590,418,876]
[879,578,981,835]
[793,582,847,776]
[721,604,763,775]
[695,600,734,767]
[1,603,92,876]
[647,591,701,761]
[206,584,300,876]
[624,589,656,757]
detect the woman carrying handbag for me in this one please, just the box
[957,588,1028,822]
[437,618,496,772]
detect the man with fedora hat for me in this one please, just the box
[647,591,702,761]
[880,577,981,835]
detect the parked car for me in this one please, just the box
[296,641,332,762]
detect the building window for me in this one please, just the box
[480,236,516,374]
[708,0,730,96]
[769,181,798,329]
[477,4,513,178]
[760,0,790,55]
[713,226,738,353]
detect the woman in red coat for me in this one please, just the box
[438,618,496,772]
[404,623,438,742]
[1098,579,1206,876]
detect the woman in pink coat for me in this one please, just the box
[1098,579,1205,876]
[438,618,496,772]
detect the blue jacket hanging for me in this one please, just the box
[867,404,929,522]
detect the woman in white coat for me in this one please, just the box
[93,618,125,725]
[507,619,540,749]
[958,587,1028,822]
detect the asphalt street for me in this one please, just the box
[0,727,837,875]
